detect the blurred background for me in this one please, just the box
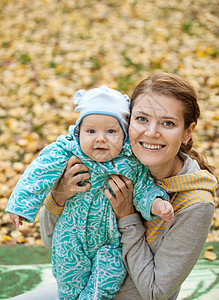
[0,0,218,245]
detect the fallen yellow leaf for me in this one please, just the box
[206,245,214,251]
[17,236,27,243]
[213,115,219,121]
[204,250,217,261]
[35,239,44,246]
[1,235,11,241]
[214,219,219,228]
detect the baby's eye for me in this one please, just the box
[163,121,174,127]
[107,129,115,134]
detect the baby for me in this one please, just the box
[6,86,173,300]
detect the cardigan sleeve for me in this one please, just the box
[40,192,63,247]
[118,202,214,300]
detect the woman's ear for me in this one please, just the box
[184,122,196,144]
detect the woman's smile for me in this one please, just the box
[140,142,165,150]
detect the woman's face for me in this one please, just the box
[129,93,195,172]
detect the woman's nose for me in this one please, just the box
[144,124,160,137]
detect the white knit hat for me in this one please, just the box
[73,86,130,141]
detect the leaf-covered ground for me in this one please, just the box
[0,0,218,245]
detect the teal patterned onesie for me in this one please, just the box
[6,126,169,300]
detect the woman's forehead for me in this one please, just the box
[132,93,184,118]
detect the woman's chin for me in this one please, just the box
[133,144,166,166]
[140,156,162,167]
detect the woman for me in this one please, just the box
[12,73,217,300]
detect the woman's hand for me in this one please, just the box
[52,156,91,206]
[104,175,135,219]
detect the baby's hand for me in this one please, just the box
[151,198,174,222]
[9,213,23,227]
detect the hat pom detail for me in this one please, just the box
[123,94,130,106]
[74,89,86,105]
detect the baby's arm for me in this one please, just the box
[6,136,73,222]
[9,212,23,227]
[133,164,170,220]
[151,198,174,222]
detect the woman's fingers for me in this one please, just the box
[60,167,90,193]
[62,155,90,186]
[104,187,116,204]
[71,163,89,177]
[52,156,91,205]
[110,174,133,190]
[73,171,90,183]
[108,175,133,200]
[120,175,134,191]
[108,177,123,200]
[65,156,89,177]
[105,175,135,219]
[75,181,91,193]
[65,156,83,170]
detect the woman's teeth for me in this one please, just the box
[142,143,163,150]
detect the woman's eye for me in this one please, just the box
[137,116,147,122]
[107,129,115,134]
[163,121,174,127]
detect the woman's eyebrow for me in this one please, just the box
[133,111,179,121]
[162,115,179,121]
[133,111,151,116]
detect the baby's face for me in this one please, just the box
[79,114,124,162]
